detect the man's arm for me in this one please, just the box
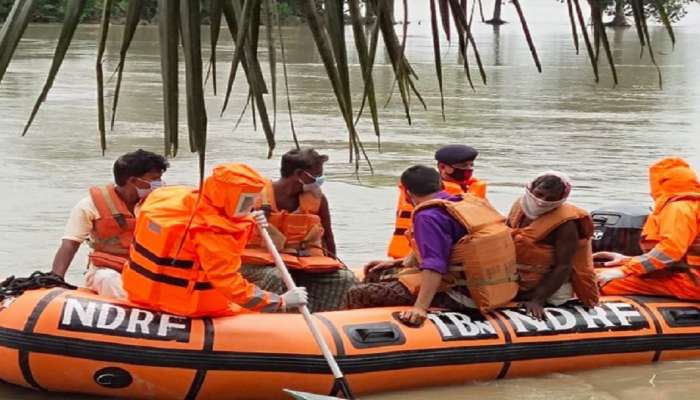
[400,269,443,326]
[51,239,81,277]
[318,195,337,256]
[398,211,454,326]
[193,229,284,313]
[521,220,578,319]
[52,197,95,277]
[622,202,698,276]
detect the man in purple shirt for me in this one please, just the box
[344,165,473,326]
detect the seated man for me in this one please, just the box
[507,172,598,319]
[51,149,169,298]
[346,165,517,326]
[240,148,357,312]
[387,144,487,259]
[122,163,307,317]
[595,157,700,301]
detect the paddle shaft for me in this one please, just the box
[258,225,347,380]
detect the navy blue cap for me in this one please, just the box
[434,145,479,164]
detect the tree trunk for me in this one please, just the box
[386,0,395,24]
[608,0,630,27]
[363,0,377,25]
[485,0,505,25]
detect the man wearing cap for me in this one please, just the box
[386,144,487,259]
[240,148,358,312]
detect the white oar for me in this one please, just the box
[257,224,355,399]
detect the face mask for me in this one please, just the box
[449,167,473,182]
[520,187,566,219]
[300,172,325,192]
[134,178,164,199]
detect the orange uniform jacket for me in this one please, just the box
[387,178,487,259]
[122,165,284,317]
[602,158,700,300]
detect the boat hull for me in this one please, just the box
[1,288,700,399]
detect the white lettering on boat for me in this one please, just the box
[59,297,191,342]
[428,311,498,341]
[429,301,649,341]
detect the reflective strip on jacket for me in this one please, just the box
[622,158,700,277]
[122,167,283,318]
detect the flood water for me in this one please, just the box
[1,1,700,398]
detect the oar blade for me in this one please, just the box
[283,389,344,400]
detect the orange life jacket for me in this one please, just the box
[387,178,487,259]
[87,185,135,271]
[639,193,700,267]
[241,181,343,272]
[398,194,518,312]
[507,201,599,307]
[122,182,281,318]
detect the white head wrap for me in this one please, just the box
[519,170,572,219]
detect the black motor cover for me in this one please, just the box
[591,204,650,256]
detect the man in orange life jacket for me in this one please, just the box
[387,144,487,259]
[121,163,308,317]
[507,172,599,320]
[346,165,517,326]
[50,150,169,299]
[240,148,357,312]
[595,157,700,301]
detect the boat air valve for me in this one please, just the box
[93,367,133,389]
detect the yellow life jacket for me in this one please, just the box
[398,194,518,312]
[241,181,343,272]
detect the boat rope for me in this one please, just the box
[0,271,76,301]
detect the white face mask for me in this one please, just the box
[300,171,325,193]
[520,187,566,219]
[135,178,164,199]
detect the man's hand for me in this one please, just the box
[593,251,631,267]
[398,306,428,327]
[521,300,546,320]
[281,287,308,311]
[363,259,397,278]
[596,267,625,287]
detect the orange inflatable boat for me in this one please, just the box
[2,287,700,399]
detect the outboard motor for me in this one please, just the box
[591,204,650,256]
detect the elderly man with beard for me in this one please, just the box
[506,172,599,319]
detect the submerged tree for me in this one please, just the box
[485,0,506,25]
[0,0,678,178]
[600,0,696,27]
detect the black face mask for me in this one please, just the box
[449,167,473,182]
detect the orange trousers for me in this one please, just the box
[600,269,700,301]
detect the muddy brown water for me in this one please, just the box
[1,1,700,398]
